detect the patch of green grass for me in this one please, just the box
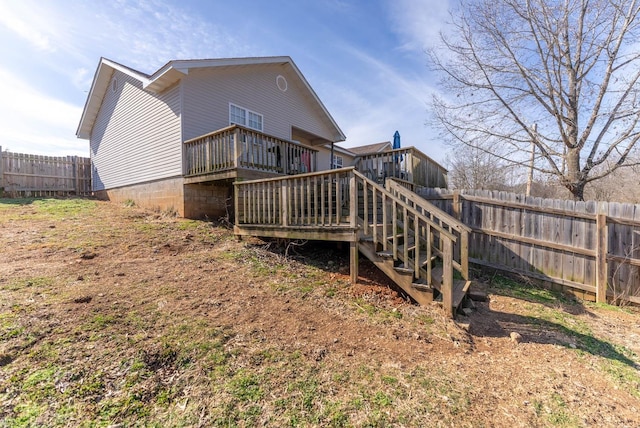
[87,314,117,329]
[228,370,264,402]
[546,393,578,426]
[4,403,46,427]
[5,276,54,291]
[353,298,403,322]
[32,198,97,219]
[490,275,570,305]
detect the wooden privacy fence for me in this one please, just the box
[0,147,92,197]
[418,188,640,304]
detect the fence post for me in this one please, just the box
[0,145,3,195]
[73,156,79,194]
[596,210,608,303]
[452,190,461,221]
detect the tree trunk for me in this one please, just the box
[565,147,584,200]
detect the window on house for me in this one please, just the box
[229,103,263,131]
[333,155,344,169]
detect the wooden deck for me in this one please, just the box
[234,167,471,318]
[184,125,319,184]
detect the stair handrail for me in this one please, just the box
[352,170,457,243]
[385,179,470,281]
[385,179,470,234]
[352,170,459,317]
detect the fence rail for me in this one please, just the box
[0,147,91,197]
[418,188,640,304]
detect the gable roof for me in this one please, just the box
[347,141,392,155]
[76,56,346,142]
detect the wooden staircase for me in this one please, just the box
[233,167,472,317]
[353,175,472,316]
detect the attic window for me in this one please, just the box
[276,75,287,92]
[111,77,117,93]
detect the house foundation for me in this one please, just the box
[95,176,185,216]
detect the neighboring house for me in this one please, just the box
[347,141,392,156]
[77,56,447,218]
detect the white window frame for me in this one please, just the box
[332,154,344,169]
[229,103,263,132]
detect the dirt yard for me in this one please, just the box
[0,198,639,427]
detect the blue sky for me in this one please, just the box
[0,0,451,162]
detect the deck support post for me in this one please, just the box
[350,241,358,284]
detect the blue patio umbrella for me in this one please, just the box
[392,131,402,168]
[393,130,401,150]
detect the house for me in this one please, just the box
[77,56,348,217]
[77,56,446,219]
[76,56,468,317]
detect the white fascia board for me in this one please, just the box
[76,58,151,139]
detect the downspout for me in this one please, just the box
[330,142,334,170]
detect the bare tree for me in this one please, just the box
[445,144,511,190]
[430,0,640,200]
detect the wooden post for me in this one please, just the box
[281,180,288,227]
[443,238,454,318]
[349,174,357,229]
[350,241,358,284]
[73,156,79,194]
[596,211,608,303]
[452,190,461,221]
[233,127,241,169]
[234,183,240,226]
[460,231,469,280]
[0,145,4,194]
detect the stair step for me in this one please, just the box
[376,250,394,259]
[452,280,472,309]
[394,265,414,275]
[411,278,431,292]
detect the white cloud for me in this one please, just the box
[0,1,59,51]
[0,67,84,156]
[385,0,451,52]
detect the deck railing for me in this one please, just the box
[386,178,471,281]
[184,125,318,177]
[354,147,447,188]
[235,168,354,228]
[234,167,465,316]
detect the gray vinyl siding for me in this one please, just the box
[182,64,337,143]
[315,146,355,171]
[90,70,182,191]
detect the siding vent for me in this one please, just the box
[276,75,287,92]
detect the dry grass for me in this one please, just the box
[0,198,639,427]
